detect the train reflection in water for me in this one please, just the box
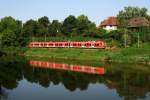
[29,60,105,75]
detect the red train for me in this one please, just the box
[29,41,106,49]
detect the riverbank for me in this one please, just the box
[0,47,27,56]
[1,45,150,64]
[25,45,150,64]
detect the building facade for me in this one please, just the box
[99,16,118,31]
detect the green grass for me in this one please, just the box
[26,48,102,60]
[25,44,150,64]
[1,46,28,56]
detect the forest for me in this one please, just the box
[0,6,150,48]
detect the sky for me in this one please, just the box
[0,0,149,25]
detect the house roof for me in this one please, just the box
[128,17,150,28]
[99,17,118,27]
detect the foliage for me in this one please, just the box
[77,15,89,34]
[0,16,22,46]
[37,16,50,36]
[23,19,37,37]
[48,20,62,36]
[62,15,78,36]
[117,6,150,46]
[1,30,17,46]
[0,7,150,48]
[22,19,38,45]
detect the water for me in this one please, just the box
[0,56,150,100]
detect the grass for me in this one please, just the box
[1,46,28,56]
[25,44,150,64]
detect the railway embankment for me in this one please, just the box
[25,46,150,65]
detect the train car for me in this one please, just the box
[29,41,106,49]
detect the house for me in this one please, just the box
[99,16,118,31]
[128,17,150,32]
[128,17,149,28]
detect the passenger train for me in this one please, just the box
[29,41,106,49]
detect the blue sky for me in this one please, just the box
[0,0,149,25]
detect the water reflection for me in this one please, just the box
[25,60,104,91]
[29,60,105,75]
[0,56,150,100]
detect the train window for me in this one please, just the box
[87,43,91,46]
[49,44,53,46]
[91,44,94,47]
[85,43,89,46]
[94,44,99,46]
[65,44,68,46]
[73,44,76,46]
[78,44,81,46]
[31,44,34,46]
[41,44,44,46]
[82,44,85,46]
[59,44,62,46]
[35,44,39,46]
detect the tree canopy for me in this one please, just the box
[0,16,22,46]
[48,20,62,36]
[62,15,78,36]
[0,6,150,47]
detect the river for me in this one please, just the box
[0,56,150,100]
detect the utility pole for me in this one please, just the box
[0,35,2,47]
[30,32,33,42]
[45,34,46,42]
[124,30,127,48]
[138,32,140,48]
[124,33,127,48]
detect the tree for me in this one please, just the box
[0,16,22,46]
[48,20,62,36]
[121,29,132,47]
[38,16,50,28]
[1,29,17,46]
[37,16,50,40]
[23,19,38,42]
[62,15,78,36]
[88,22,97,37]
[77,15,90,35]
[147,31,150,42]
[77,15,97,37]
[117,7,150,47]
[0,16,22,34]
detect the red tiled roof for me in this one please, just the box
[100,17,118,27]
